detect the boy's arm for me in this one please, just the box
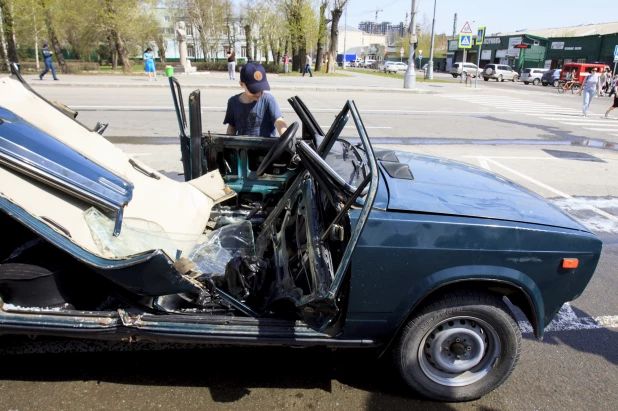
[275,118,287,136]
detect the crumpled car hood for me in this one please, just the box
[382,152,588,232]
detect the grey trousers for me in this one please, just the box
[228,62,236,79]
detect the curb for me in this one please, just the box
[27,82,486,94]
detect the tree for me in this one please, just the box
[326,0,347,73]
[0,0,19,63]
[40,0,68,73]
[315,0,328,71]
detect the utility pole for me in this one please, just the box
[342,6,347,70]
[452,13,457,38]
[403,0,418,88]
[425,0,437,79]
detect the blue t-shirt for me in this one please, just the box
[223,93,282,137]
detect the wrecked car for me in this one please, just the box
[0,65,603,402]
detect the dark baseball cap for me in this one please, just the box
[240,63,270,94]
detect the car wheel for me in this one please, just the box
[394,291,521,402]
[523,82,529,85]
[553,80,560,87]
[542,82,548,86]
[499,74,504,82]
[483,77,488,81]
[452,74,457,78]
[533,78,540,85]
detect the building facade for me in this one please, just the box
[447,23,618,72]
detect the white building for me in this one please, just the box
[154,8,264,62]
[337,25,388,59]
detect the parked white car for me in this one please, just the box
[359,59,376,68]
[384,62,408,73]
[450,62,479,78]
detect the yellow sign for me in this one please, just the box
[458,34,472,49]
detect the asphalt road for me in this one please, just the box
[1,75,617,411]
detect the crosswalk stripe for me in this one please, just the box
[561,122,618,126]
[585,128,618,131]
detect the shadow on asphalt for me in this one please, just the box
[523,305,618,366]
[0,339,492,409]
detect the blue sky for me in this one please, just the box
[343,0,615,35]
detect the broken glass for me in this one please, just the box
[84,207,183,259]
[187,221,255,277]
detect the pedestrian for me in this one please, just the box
[599,68,609,97]
[605,78,618,119]
[143,47,156,81]
[227,47,236,80]
[224,62,288,138]
[609,74,618,98]
[577,67,600,117]
[283,54,289,73]
[302,53,313,77]
[38,43,58,81]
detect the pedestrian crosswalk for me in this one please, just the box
[440,94,618,135]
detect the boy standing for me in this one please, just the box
[224,63,287,138]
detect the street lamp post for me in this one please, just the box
[403,0,418,89]
[425,0,437,79]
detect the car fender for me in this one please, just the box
[377,265,544,356]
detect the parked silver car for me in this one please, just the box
[521,68,547,85]
[384,62,408,73]
[482,64,519,82]
[450,62,479,78]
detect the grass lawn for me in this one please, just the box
[345,68,454,83]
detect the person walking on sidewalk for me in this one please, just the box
[227,47,236,80]
[143,48,157,81]
[302,53,313,77]
[283,54,289,73]
[578,68,600,117]
[39,43,58,81]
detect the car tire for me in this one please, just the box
[523,82,529,85]
[512,75,518,82]
[542,82,548,86]
[499,74,504,82]
[553,80,560,87]
[533,78,540,86]
[483,77,488,81]
[394,290,521,402]
[452,74,457,78]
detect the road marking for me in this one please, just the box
[482,157,618,223]
[320,126,391,129]
[518,303,618,334]
[559,122,618,126]
[477,156,491,170]
[540,117,608,121]
[585,127,618,132]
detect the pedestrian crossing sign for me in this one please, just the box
[477,27,486,45]
[459,34,472,49]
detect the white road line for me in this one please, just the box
[540,117,608,121]
[518,303,618,334]
[477,156,491,170]
[463,156,562,160]
[560,122,617,126]
[319,125,391,129]
[584,127,618,132]
[482,157,618,223]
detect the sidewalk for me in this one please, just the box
[26,69,482,94]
